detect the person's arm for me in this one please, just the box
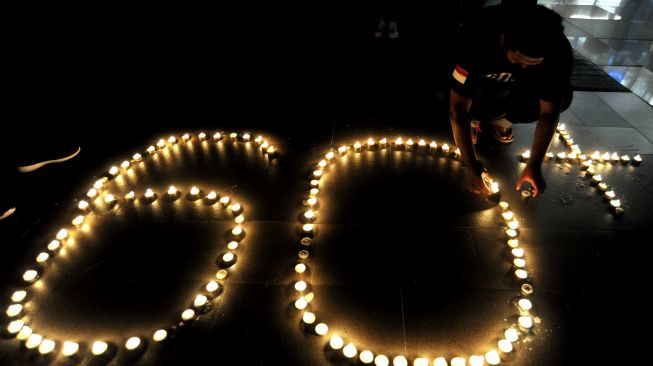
[450,88,493,196]
[516,98,560,197]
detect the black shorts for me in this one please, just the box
[469,84,573,123]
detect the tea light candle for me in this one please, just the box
[220,196,230,205]
[303,224,314,234]
[156,139,166,148]
[451,357,466,366]
[556,152,566,160]
[120,160,130,169]
[37,339,55,354]
[62,341,79,356]
[25,334,43,349]
[633,155,642,165]
[499,201,509,210]
[167,186,178,195]
[313,170,323,178]
[78,200,89,210]
[581,160,592,169]
[394,137,403,147]
[6,304,22,317]
[512,248,524,257]
[235,214,245,224]
[132,152,143,161]
[502,211,513,221]
[506,229,518,238]
[214,132,223,140]
[304,210,315,221]
[222,252,235,263]
[198,132,207,141]
[605,190,616,199]
[597,182,608,191]
[485,350,500,365]
[338,145,347,155]
[295,263,307,274]
[329,335,344,349]
[518,315,533,330]
[611,152,620,162]
[546,152,554,159]
[418,139,426,148]
[360,350,374,364]
[380,138,388,148]
[520,283,533,295]
[295,280,307,291]
[434,358,447,366]
[144,188,155,199]
[72,215,85,227]
[266,146,276,156]
[505,328,519,342]
[232,226,243,236]
[601,152,610,161]
[255,136,263,144]
[620,155,630,163]
[109,166,119,176]
[47,240,61,251]
[521,150,531,161]
[307,197,317,206]
[469,355,484,366]
[393,356,408,366]
[515,269,528,279]
[11,290,27,302]
[182,133,191,141]
[406,139,414,148]
[125,191,135,200]
[87,188,98,198]
[315,323,328,335]
[23,269,38,282]
[298,250,310,259]
[318,160,327,168]
[181,309,195,321]
[508,239,519,248]
[430,141,438,150]
[229,132,238,139]
[343,343,357,358]
[194,294,208,307]
[242,133,251,141]
[36,252,50,263]
[609,199,621,208]
[153,329,167,342]
[354,141,362,151]
[326,151,335,160]
[104,194,115,204]
[125,337,141,350]
[302,311,316,324]
[442,143,450,153]
[518,298,533,313]
[206,281,220,292]
[147,145,156,154]
[261,141,269,150]
[491,182,499,194]
[92,341,108,355]
[207,191,217,200]
[375,355,390,366]
[295,297,308,310]
[168,136,177,144]
[498,339,513,353]
[592,174,602,183]
[556,123,566,131]
[190,186,200,196]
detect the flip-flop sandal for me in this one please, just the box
[491,119,514,143]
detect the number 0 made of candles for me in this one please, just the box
[3,132,276,359]
[292,137,535,366]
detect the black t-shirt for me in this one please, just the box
[451,5,572,103]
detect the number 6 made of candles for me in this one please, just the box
[3,132,277,360]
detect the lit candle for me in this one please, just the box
[125,337,141,350]
[406,139,414,148]
[469,355,484,366]
[295,297,308,310]
[168,136,177,144]
[375,355,390,366]
[147,145,156,154]
[304,210,315,221]
[6,304,22,317]
[214,132,223,140]
[78,200,89,210]
[597,182,608,191]
[222,252,235,263]
[393,356,408,366]
[586,166,596,175]
[104,194,115,204]
[491,181,499,194]
[307,197,317,206]
[521,150,531,161]
[48,240,61,251]
[181,309,196,321]
[294,280,307,292]
[512,248,524,257]
[220,196,231,205]
[546,152,554,159]
[182,133,191,142]
[261,141,269,150]
[318,160,327,168]
[216,270,227,280]
[309,188,319,196]
[125,191,135,200]
[609,199,621,208]
[231,226,243,236]
[255,135,263,145]
[92,341,108,355]
[243,133,251,141]
[190,186,200,196]
[132,152,143,161]
[25,334,43,349]
[315,323,328,335]
[156,139,166,148]
[611,152,620,162]
[144,188,155,199]
[556,152,566,160]
[207,191,217,200]
[620,154,630,163]
[499,201,509,210]
[168,185,178,195]
[194,294,208,307]
[430,141,437,150]
[326,151,335,160]
[507,220,519,230]
[518,298,533,313]
[498,339,513,353]
[11,290,27,302]
[62,341,79,356]
[508,239,519,248]
[360,350,374,364]
[295,263,307,274]
[418,139,427,148]
[442,143,450,153]
[455,147,461,157]
[343,343,357,358]
[394,137,404,147]
[72,215,84,227]
[380,138,388,148]
[235,214,245,224]
[367,138,375,148]
[87,188,98,198]
[153,329,167,342]
[109,166,119,176]
[485,350,500,365]
[556,123,566,131]
[310,179,319,187]
[354,141,362,152]
[581,160,593,169]
[592,174,602,183]
[515,269,528,279]
[601,152,610,161]
[633,154,642,165]
[198,132,207,141]
[229,132,238,139]
[338,145,347,155]
[451,357,466,366]
[267,146,276,156]
[605,190,616,199]
[302,311,316,324]
[506,229,518,238]
[518,315,533,330]
[206,281,220,293]
[313,170,323,178]
[434,357,448,366]
[7,320,24,334]
[36,252,50,263]
[568,152,577,160]
[23,269,38,282]
[329,335,344,350]
[502,211,513,221]
[303,224,314,235]
[298,250,310,259]
[120,160,130,169]
[505,328,519,342]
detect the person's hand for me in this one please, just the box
[517,164,546,197]
[468,161,493,197]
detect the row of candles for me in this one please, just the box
[520,124,640,215]
[4,132,262,358]
[294,138,534,365]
